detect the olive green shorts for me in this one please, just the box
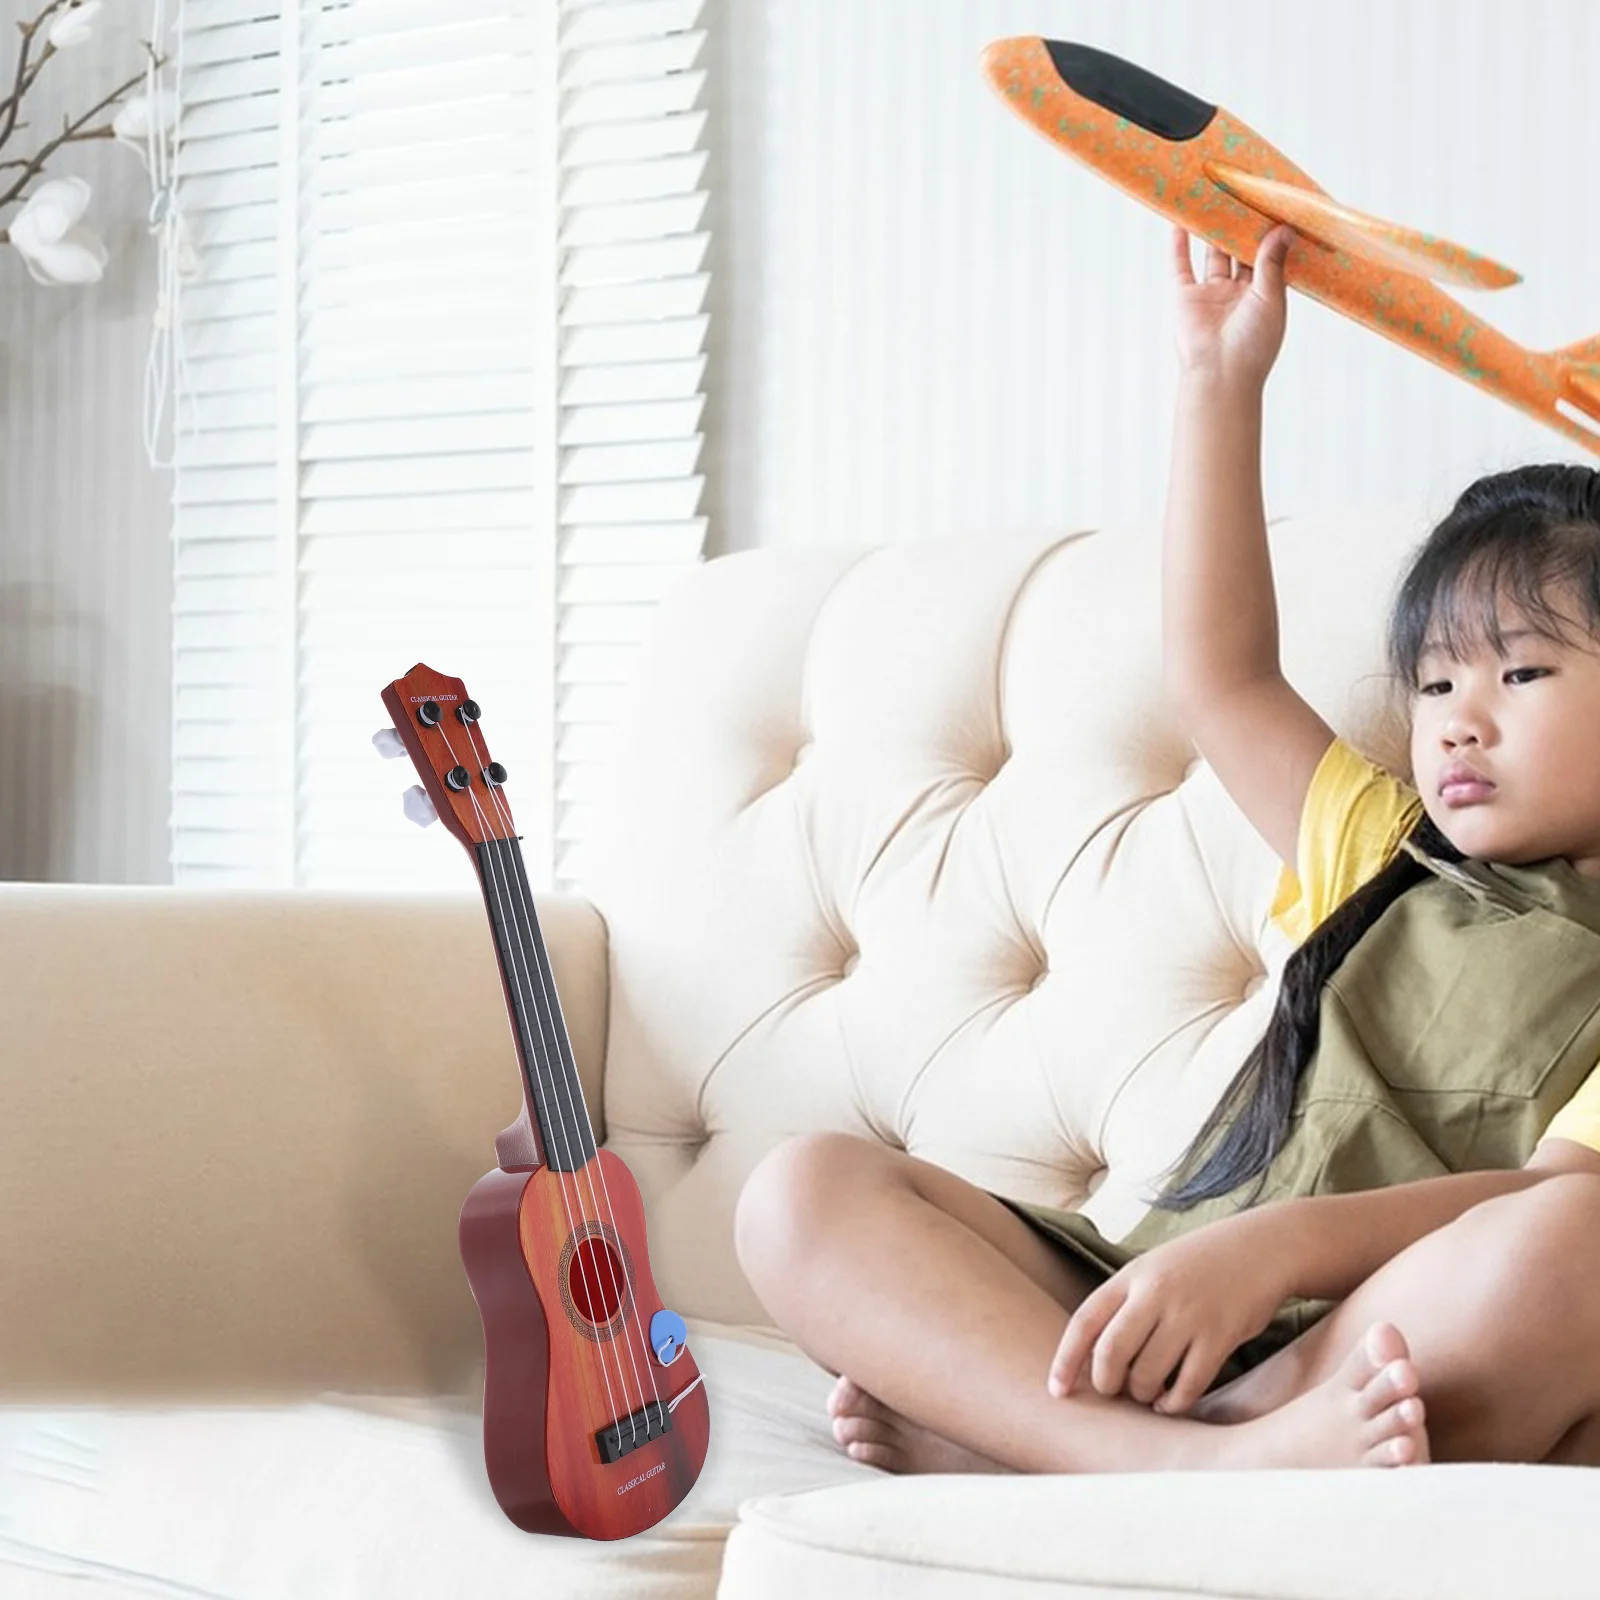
[988,1191,1337,1392]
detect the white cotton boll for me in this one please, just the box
[14,177,91,246]
[47,0,103,50]
[7,178,109,285]
[41,223,108,283]
[113,89,177,148]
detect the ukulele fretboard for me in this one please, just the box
[476,836,598,1172]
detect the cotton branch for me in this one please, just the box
[0,44,161,213]
[0,0,74,151]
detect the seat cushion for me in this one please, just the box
[720,1464,1600,1600]
[0,1321,875,1600]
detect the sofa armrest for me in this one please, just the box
[0,883,609,1401]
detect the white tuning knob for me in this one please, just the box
[402,784,439,828]
[372,727,407,759]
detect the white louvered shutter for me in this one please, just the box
[170,0,709,892]
[554,0,709,889]
[171,0,290,886]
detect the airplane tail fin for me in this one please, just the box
[1555,334,1600,366]
[1553,335,1600,423]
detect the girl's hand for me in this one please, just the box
[1046,1211,1295,1415]
[1172,222,1296,389]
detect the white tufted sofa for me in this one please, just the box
[4,515,1598,1599]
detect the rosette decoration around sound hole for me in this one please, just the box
[558,1218,637,1341]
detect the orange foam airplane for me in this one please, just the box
[980,37,1600,458]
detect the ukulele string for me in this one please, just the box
[467,733,664,1430]
[666,1373,702,1413]
[433,720,639,1439]
[463,718,666,1432]
[438,725,637,1440]
[459,736,660,1446]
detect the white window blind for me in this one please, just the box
[171,0,709,892]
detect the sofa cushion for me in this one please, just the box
[720,1464,1600,1600]
[0,1321,874,1600]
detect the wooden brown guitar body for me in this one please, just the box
[380,662,711,1538]
[459,1153,710,1538]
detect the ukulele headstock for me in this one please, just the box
[380,663,517,850]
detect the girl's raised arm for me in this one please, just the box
[1160,225,1335,871]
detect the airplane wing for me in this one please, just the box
[1203,162,1521,290]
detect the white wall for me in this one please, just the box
[704,0,1600,554]
[7,0,1600,881]
[0,0,171,883]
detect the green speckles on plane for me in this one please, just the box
[1222,129,1246,153]
[1116,116,1129,132]
[1032,85,1045,108]
[1454,326,1485,379]
[1154,176,1166,200]
[1189,180,1206,198]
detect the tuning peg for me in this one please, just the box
[372,727,407,759]
[402,784,439,828]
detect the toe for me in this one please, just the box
[828,1375,896,1425]
[1340,1322,1411,1399]
[844,1439,895,1470]
[1367,1431,1419,1467]
[1362,1393,1424,1447]
[848,1389,895,1425]
[1362,1395,1430,1467]
[1358,1356,1420,1420]
[1361,1322,1410,1373]
[833,1414,891,1451]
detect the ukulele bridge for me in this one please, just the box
[596,1396,673,1465]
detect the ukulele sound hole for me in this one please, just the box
[568,1236,627,1324]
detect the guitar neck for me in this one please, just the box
[474,834,597,1173]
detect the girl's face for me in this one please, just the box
[1409,580,1600,875]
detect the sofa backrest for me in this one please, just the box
[0,884,612,1398]
[587,512,1428,1326]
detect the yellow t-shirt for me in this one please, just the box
[1266,734,1600,1155]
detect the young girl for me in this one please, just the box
[733,220,1600,1473]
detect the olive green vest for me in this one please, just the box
[997,839,1600,1374]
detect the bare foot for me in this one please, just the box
[1190,1347,1308,1426]
[826,1374,1013,1474]
[1215,1322,1431,1469]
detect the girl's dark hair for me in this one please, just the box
[1154,462,1600,1211]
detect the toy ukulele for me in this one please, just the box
[980,36,1600,457]
[376,662,709,1539]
